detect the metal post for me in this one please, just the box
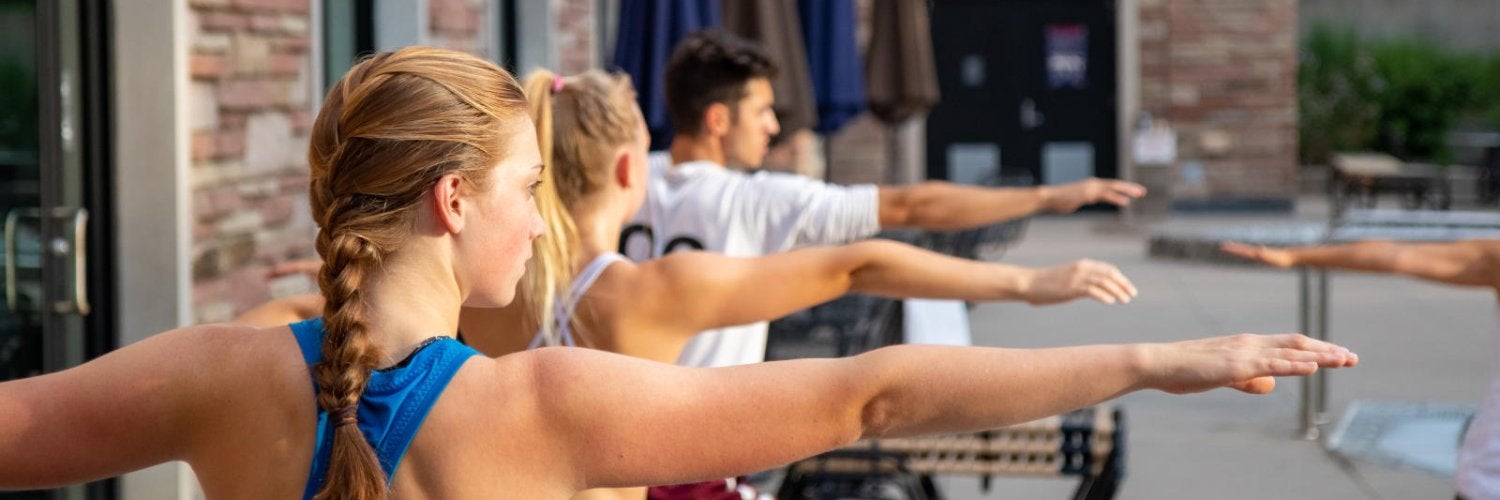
[1316,269,1331,420]
[1298,268,1319,440]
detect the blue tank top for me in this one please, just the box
[290,318,480,499]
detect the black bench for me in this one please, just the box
[767,175,1127,499]
[776,406,1125,500]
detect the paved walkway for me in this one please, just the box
[939,200,1490,499]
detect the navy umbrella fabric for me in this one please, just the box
[611,0,722,150]
[722,0,817,137]
[798,0,865,134]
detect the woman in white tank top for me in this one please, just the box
[457,69,1143,361]
[1225,240,1500,499]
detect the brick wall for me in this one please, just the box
[187,0,588,322]
[188,0,318,323]
[555,0,597,74]
[828,0,1302,200]
[825,116,890,185]
[824,0,890,187]
[430,0,488,56]
[1141,0,1300,201]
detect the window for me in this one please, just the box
[322,0,374,92]
[322,0,427,91]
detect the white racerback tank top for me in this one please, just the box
[527,253,627,349]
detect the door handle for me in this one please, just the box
[4,207,88,316]
[5,207,41,313]
[55,207,88,316]
[1021,98,1046,131]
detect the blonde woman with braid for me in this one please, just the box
[0,47,1358,498]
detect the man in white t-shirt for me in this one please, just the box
[629,30,1147,368]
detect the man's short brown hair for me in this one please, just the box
[664,30,778,136]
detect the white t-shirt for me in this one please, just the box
[624,152,881,367]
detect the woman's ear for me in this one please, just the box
[614,149,635,188]
[430,173,467,234]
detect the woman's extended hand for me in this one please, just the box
[1020,259,1138,305]
[1142,333,1358,395]
[1221,242,1296,268]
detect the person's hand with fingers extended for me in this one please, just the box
[1039,178,1149,213]
[1220,242,1297,268]
[1142,333,1359,395]
[1019,259,1139,305]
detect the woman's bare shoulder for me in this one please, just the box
[139,323,312,400]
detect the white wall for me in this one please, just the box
[112,0,199,497]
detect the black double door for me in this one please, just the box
[0,0,114,498]
[927,0,1118,196]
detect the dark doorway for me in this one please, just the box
[0,0,116,497]
[927,0,1118,201]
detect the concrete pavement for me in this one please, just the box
[939,201,1489,499]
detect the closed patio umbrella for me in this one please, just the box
[865,0,940,124]
[722,0,817,138]
[798,0,865,134]
[612,0,721,149]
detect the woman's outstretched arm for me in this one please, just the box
[235,293,325,327]
[0,324,271,489]
[633,239,1136,337]
[521,332,1356,491]
[1222,239,1500,288]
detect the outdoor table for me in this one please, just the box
[1331,153,1452,214]
[1149,209,1500,439]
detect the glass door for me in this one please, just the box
[0,0,113,498]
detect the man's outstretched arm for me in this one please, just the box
[877,178,1146,230]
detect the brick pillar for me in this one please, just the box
[189,0,317,323]
[1138,0,1299,206]
[430,0,488,56]
[1138,0,1172,117]
[555,0,597,74]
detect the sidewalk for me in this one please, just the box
[940,199,1490,499]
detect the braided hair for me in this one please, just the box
[304,46,527,499]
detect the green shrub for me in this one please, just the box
[1367,40,1480,163]
[1477,55,1500,129]
[1299,23,1497,165]
[1299,24,1380,165]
